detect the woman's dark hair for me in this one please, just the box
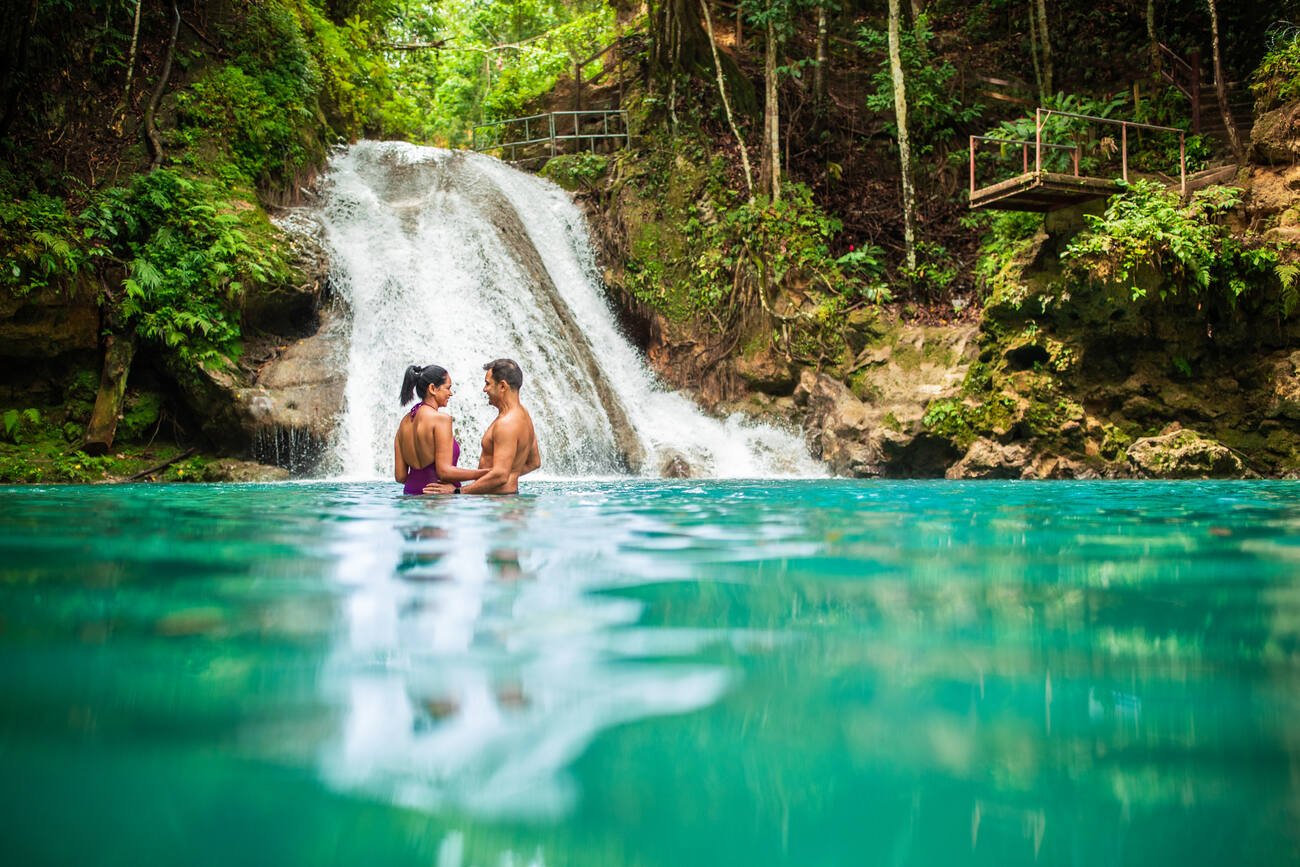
[399,364,449,405]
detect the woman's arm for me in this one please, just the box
[432,415,488,483]
[393,430,408,483]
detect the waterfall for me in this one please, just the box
[314,141,821,479]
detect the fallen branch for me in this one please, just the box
[122,447,197,482]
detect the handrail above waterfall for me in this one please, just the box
[471,109,630,161]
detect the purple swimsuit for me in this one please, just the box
[402,404,461,495]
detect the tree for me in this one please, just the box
[887,0,916,270]
[700,0,754,199]
[1205,0,1244,162]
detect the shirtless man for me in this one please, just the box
[428,358,540,495]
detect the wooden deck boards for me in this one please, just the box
[970,171,1122,211]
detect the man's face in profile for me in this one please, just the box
[483,370,502,408]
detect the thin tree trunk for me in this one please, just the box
[145,3,181,169]
[84,332,137,456]
[887,0,916,271]
[813,5,827,114]
[1036,0,1052,97]
[117,0,143,131]
[735,0,743,50]
[761,19,781,202]
[1206,0,1244,161]
[1027,0,1043,101]
[1147,0,1159,78]
[700,0,754,199]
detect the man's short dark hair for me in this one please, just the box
[484,358,523,391]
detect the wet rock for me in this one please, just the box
[945,437,1032,479]
[659,450,693,478]
[1126,428,1244,478]
[206,458,291,481]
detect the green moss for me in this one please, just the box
[118,391,163,442]
[540,153,610,192]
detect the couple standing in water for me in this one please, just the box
[394,358,540,495]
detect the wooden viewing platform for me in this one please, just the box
[969,109,1186,212]
[970,171,1122,211]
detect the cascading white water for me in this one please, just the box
[315,141,822,479]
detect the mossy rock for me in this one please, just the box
[1126,428,1244,478]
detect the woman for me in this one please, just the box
[394,364,486,495]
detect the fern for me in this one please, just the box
[1277,262,1299,316]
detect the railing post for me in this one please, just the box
[1035,109,1042,174]
[1072,146,1079,176]
[1022,143,1028,173]
[970,136,976,196]
[550,113,556,156]
[1121,122,1128,182]
[1179,131,1187,199]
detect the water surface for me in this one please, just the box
[2,480,1298,866]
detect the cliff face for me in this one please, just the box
[587,106,1300,479]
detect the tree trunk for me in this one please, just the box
[813,5,827,114]
[1147,0,1159,79]
[83,332,137,456]
[651,0,712,80]
[760,19,781,202]
[735,0,743,50]
[1036,0,1052,97]
[887,0,916,271]
[145,3,181,170]
[1206,0,1244,162]
[700,0,754,199]
[117,0,143,129]
[1027,0,1043,101]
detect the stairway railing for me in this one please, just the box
[471,109,630,160]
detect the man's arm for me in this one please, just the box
[463,417,519,495]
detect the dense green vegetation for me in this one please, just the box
[2,0,1299,478]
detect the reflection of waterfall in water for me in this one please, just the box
[314,141,822,478]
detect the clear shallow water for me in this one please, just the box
[1,480,1298,866]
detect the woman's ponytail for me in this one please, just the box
[399,364,423,405]
[399,363,450,405]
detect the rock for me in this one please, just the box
[0,282,100,358]
[1266,350,1300,421]
[735,347,796,395]
[1125,429,1244,478]
[206,459,291,482]
[1250,101,1300,165]
[659,450,693,478]
[945,437,1032,479]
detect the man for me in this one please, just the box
[427,358,540,495]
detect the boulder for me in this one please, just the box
[206,459,291,482]
[1250,101,1300,165]
[945,437,1032,479]
[1125,428,1244,478]
[734,346,796,395]
[1266,350,1300,422]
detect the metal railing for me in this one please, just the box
[471,109,629,160]
[969,108,1187,199]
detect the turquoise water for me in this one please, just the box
[1,480,1298,866]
